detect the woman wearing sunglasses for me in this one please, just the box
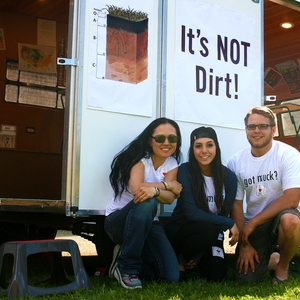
[104,117,182,289]
[165,126,239,282]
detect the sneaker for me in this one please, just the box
[109,244,121,277]
[113,266,142,289]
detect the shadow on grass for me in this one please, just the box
[0,250,300,299]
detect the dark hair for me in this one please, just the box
[109,118,182,198]
[188,126,225,215]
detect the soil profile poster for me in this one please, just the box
[174,0,259,128]
[87,0,154,116]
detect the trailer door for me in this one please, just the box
[60,0,164,215]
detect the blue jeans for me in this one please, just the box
[104,197,179,282]
[169,221,227,282]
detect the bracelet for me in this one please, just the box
[154,187,160,197]
[161,181,169,191]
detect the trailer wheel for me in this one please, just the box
[94,217,116,269]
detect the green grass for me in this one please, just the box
[14,274,300,300]
[1,252,300,299]
[105,5,148,21]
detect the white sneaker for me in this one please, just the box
[108,244,121,277]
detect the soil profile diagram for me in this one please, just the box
[105,5,148,84]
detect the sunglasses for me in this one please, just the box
[246,124,274,131]
[151,135,178,143]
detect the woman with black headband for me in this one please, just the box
[165,126,239,282]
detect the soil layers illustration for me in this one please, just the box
[105,5,148,84]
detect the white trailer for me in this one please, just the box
[0,0,263,267]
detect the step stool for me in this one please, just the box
[0,239,92,298]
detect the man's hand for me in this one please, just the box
[236,243,260,274]
[240,220,256,247]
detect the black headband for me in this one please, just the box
[190,126,218,144]
[193,131,211,140]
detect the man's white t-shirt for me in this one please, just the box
[228,140,300,222]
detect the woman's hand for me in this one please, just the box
[167,181,182,197]
[183,259,197,269]
[228,223,239,246]
[133,186,157,203]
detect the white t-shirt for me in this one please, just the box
[228,140,300,221]
[105,156,178,216]
[204,175,225,214]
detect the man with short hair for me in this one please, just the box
[228,106,300,283]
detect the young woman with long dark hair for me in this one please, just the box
[105,117,182,289]
[165,126,239,282]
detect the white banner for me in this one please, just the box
[175,0,257,127]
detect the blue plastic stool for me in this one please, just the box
[0,239,92,298]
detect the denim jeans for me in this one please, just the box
[104,197,179,283]
[169,221,227,282]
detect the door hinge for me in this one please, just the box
[57,58,78,66]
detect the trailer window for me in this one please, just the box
[280,111,300,136]
[277,99,300,137]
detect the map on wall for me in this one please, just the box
[18,43,57,74]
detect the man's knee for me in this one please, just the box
[279,213,300,236]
